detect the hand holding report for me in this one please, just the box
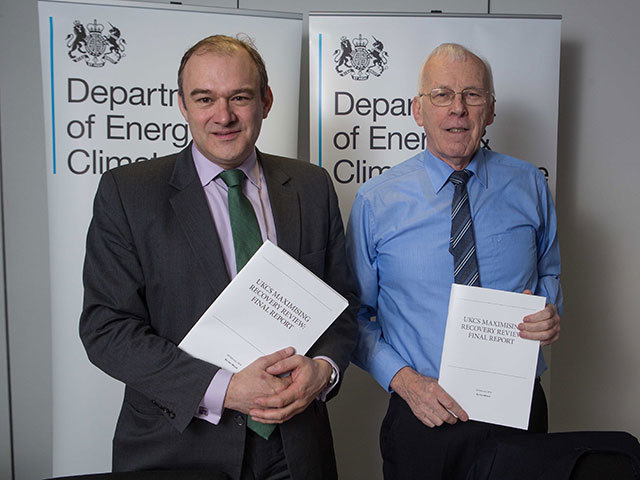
[179,241,348,372]
[438,284,545,429]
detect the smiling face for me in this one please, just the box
[412,53,495,170]
[178,48,273,169]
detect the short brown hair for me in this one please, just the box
[177,34,269,103]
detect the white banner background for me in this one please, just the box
[310,14,561,222]
[38,0,301,474]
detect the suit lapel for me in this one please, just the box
[168,146,230,298]
[260,152,301,260]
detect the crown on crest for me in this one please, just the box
[352,34,368,48]
[86,19,104,34]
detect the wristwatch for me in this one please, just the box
[327,367,338,387]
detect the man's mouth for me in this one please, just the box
[212,130,240,139]
[446,128,468,133]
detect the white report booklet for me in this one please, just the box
[179,241,348,372]
[438,284,545,429]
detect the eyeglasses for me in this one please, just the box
[419,88,494,107]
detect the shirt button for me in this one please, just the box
[234,414,245,426]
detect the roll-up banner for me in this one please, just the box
[310,13,561,221]
[37,0,301,474]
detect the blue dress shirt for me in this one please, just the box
[346,148,562,391]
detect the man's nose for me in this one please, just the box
[449,93,468,115]
[212,99,235,124]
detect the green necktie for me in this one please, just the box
[219,169,275,440]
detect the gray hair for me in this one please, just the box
[419,43,494,94]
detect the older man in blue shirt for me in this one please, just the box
[347,43,562,480]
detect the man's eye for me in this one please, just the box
[232,95,250,102]
[196,97,211,104]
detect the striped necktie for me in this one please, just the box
[448,169,481,287]
[219,169,275,440]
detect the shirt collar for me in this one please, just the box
[191,143,260,189]
[423,147,488,193]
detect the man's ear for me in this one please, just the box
[412,96,424,127]
[178,94,189,121]
[262,86,274,119]
[485,98,495,127]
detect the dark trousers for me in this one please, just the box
[381,378,548,480]
[240,426,291,480]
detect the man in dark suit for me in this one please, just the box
[80,35,357,480]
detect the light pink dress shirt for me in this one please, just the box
[189,144,338,425]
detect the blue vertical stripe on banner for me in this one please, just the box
[49,16,57,174]
[318,34,322,167]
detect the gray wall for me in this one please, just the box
[1,1,54,479]
[0,103,14,480]
[492,0,640,436]
[2,0,640,479]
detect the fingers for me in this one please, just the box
[223,348,297,413]
[224,364,292,412]
[255,383,299,410]
[424,386,467,426]
[417,401,456,427]
[249,398,304,424]
[250,379,311,424]
[394,370,468,428]
[257,346,295,368]
[257,357,321,408]
[252,357,326,423]
[438,390,468,423]
[265,354,305,376]
[519,317,553,333]
[250,383,307,423]
[522,303,557,324]
[518,303,560,345]
[416,397,463,427]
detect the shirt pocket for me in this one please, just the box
[481,227,537,287]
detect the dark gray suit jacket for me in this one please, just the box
[79,145,358,480]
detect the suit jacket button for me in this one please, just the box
[234,414,245,426]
